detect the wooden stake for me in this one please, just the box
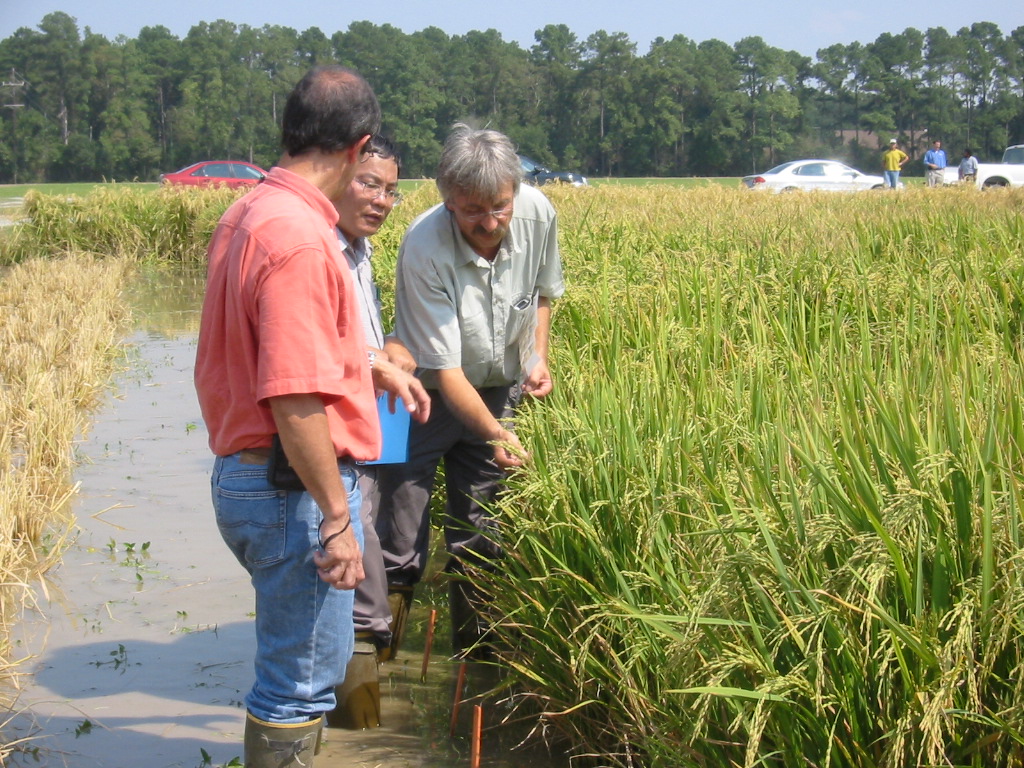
[420,608,437,682]
[470,704,483,768]
[449,661,467,736]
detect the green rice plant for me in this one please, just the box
[478,185,1024,767]
[1,185,243,265]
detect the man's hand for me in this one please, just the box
[492,427,527,469]
[522,358,553,398]
[313,523,365,590]
[371,358,432,423]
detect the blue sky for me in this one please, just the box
[1,0,1021,58]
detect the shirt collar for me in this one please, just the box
[337,228,369,266]
[264,166,339,228]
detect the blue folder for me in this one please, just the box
[362,393,411,465]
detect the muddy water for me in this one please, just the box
[8,266,572,768]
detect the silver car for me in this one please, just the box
[743,160,887,193]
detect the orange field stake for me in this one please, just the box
[469,703,483,768]
[420,608,437,682]
[450,661,468,736]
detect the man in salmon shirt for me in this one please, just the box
[194,65,429,768]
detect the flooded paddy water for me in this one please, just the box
[7,266,572,768]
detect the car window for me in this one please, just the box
[765,162,797,174]
[796,163,826,176]
[821,163,848,177]
[1003,146,1024,164]
[233,164,264,180]
[203,163,232,178]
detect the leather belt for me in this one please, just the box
[239,447,271,465]
[237,446,355,468]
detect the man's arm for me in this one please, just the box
[522,297,553,397]
[436,367,525,469]
[268,394,364,590]
[382,336,417,373]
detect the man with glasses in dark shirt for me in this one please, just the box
[374,123,565,661]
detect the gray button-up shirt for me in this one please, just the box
[394,184,565,390]
[338,229,386,349]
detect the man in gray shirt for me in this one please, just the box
[376,124,565,659]
[330,135,419,728]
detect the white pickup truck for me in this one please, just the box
[944,144,1024,188]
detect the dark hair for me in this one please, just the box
[963,148,973,156]
[364,134,403,177]
[281,66,381,156]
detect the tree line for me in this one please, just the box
[1,12,1022,183]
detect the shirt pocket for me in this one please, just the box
[506,292,537,351]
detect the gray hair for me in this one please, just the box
[436,123,522,202]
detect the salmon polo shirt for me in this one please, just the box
[194,166,381,461]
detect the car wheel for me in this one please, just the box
[871,184,884,190]
[781,186,799,193]
[982,178,1008,188]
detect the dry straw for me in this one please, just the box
[0,252,131,761]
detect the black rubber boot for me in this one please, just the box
[380,584,413,662]
[448,566,494,661]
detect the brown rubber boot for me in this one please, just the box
[243,711,322,768]
[325,635,381,729]
[379,584,413,662]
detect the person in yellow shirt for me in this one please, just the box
[882,138,909,189]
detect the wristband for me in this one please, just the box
[319,518,351,549]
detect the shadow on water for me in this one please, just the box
[6,264,573,768]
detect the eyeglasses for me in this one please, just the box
[453,204,513,223]
[354,178,402,205]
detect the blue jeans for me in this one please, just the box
[884,170,900,188]
[211,453,363,723]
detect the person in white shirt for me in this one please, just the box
[958,148,979,184]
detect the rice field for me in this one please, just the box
[479,185,1024,767]
[3,183,1024,766]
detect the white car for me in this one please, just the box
[743,160,887,193]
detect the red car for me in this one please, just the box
[159,160,267,188]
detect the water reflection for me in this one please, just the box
[124,263,206,337]
[8,263,571,768]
